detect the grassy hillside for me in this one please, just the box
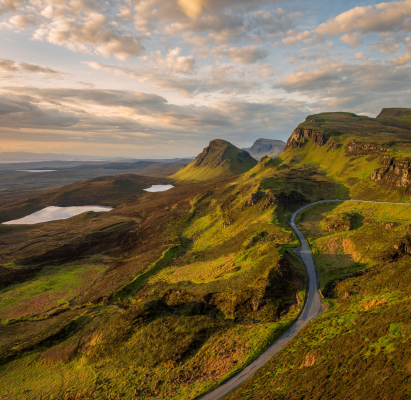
[225,200,411,400]
[2,108,411,400]
[293,111,411,142]
[281,110,411,202]
[0,153,342,400]
[246,138,286,160]
[172,139,257,181]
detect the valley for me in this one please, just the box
[1,108,411,400]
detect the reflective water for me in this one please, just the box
[16,170,58,172]
[143,185,174,192]
[3,206,112,225]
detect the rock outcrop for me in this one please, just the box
[284,129,329,151]
[345,140,388,154]
[247,189,306,210]
[381,234,411,262]
[371,157,411,192]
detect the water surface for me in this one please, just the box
[16,170,58,173]
[3,206,112,225]
[143,185,174,192]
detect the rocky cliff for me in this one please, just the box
[371,157,411,193]
[345,140,388,154]
[283,129,329,151]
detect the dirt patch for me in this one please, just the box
[299,352,319,368]
[1,290,67,319]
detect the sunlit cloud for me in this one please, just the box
[1,0,411,157]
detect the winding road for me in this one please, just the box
[198,199,411,400]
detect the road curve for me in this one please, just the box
[197,199,411,400]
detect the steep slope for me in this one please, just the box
[172,139,257,181]
[0,155,339,400]
[222,109,411,400]
[281,109,411,201]
[2,108,411,400]
[225,200,411,400]
[246,138,286,160]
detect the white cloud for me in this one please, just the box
[84,60,263,97]
[283,0,411,48]
[278,57,411,115]
[9,13,36,27]
[151,47,196,74]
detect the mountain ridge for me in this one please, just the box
[245,138,286,160]
[172,139,257,181]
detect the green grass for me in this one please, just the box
[224,199,411,400]
[172,139,257,182]
[116,245,186,300]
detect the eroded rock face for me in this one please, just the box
[381,234,411,262]
[345,140,387,154]
[371,157,411,191]
[284,129,329,151]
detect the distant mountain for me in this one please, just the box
[245,138,286,160]
[172,139,257,181]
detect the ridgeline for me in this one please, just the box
[172,139,257,181]
[1,108,411,400]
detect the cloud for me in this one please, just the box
[177,0,207,19]
[0,0,24,14]
[9,13,37,27]
[217,45,269,64]
[370,38,402,54]
[390,52,411,65]
[0,85,309,157]
[1,1,146,60]
[133,0,291,45]
[151,47,196,74]
[0,57,67,75]
[289,51,331,63]
[33,12,145,60]
[278,57,411,114]
[283,0,411,48]
[84,61,262,97]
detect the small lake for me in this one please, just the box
[143,185,174,192]
[16,170,58,173]
[3,206,112,225]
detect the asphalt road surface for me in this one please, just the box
[197,199,411,400]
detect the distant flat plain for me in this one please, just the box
[0,159,191,192]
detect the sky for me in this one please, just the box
[0,0,411,158]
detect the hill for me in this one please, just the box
[245,138,285,160]
[281,109,411,201]
[172,139,257,181]
[1,108,411,400]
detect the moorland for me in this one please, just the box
[1,109,411,400]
